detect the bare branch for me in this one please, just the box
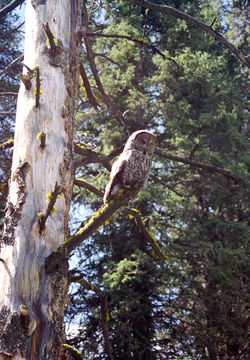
[125,208,167,261]
[74,178,104,198]
[79,62,99,110]
[128,0,250,68]
[0,0,25,18]
[94,52,121,68]
[70,274,114,360]
[0,111,16,116]
[155,148,239,183]
[0,54,23,78]
[78,2,131,134]
[0,92,18,97]
[150,174,184,197]
[74,142,122,171]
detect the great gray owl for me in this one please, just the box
[103,130,156,203]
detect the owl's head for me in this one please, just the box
[124,130,156,155]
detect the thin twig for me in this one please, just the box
[0,54,23,78]
[94,52,121,68]
[0,111,16,116]
[0,92,18,97]
[38,182,62,234]
[150,174,184,197]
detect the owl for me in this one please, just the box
[103,130,156,203]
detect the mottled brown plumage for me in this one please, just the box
[103,130,156,203]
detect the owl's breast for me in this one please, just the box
[123,150,152,184]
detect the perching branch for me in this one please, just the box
[45,186,141,273]
[70,274,114,360]
[128,0,250,68]
[0,0,25,18]
[74,179,167,262]
[155,148,239,183]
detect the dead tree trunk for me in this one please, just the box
[0,0,80,358]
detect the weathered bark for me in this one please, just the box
[0,0,80,359]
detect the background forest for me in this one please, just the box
[0,0,249,359]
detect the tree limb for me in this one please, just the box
[74,142,122,171]
[74,178,104,198]
[0,0,25,18]
[73,179,167,262]
[128,0,250,68]
[0,111,16,116]
[125,208,167,261]
[79,62,99,110]
[70,274,114,360]
[77,2,131,133]
[155,148,239,183]
[0,92,18,97]
[0,138,14,151]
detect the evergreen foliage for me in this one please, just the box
[67,1,249,359]
[0,0,249,359]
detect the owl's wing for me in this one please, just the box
[103,158,126,203]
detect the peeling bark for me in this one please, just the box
[0,1,80,359]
